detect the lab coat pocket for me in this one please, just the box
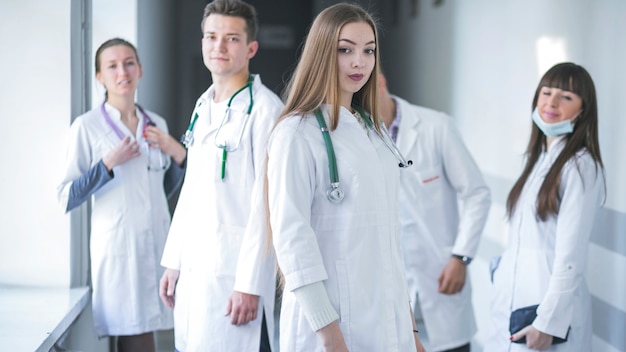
[212,145,253,183]
[90,206,126,258]
[415,164,444,201]
[417,164,443,186]
[91,227,127,258]
[215,224,246,277]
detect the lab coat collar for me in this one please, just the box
[392,95,421,155]
[545,135,566,153]
[193,74,260,141]
[102,101,146,140]
[540,135,567,166]
[319,104,368,130]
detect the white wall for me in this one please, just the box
[0,1,72,287]
[381,1,626,351]
[91,0,137,107]
[0,1,137,350]
[0,0,137,288]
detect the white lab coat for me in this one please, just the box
[393,97,491,350]
[160,75,283,352]
[484,138,604,352]
[268,105,417,352]
[57,103,174,337]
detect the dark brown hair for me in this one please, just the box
[94,38,140,99]
[201,0,258,42]
[95,37,140,73]
[506,62,604,221]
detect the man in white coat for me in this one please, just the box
[379,74,491,352]
[158,1,283,351]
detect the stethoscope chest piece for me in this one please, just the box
[315,106,412,204]
[181,129,195,148]
[327,183,344,203]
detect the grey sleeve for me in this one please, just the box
[164,158,186,200]
[66,160,113,212]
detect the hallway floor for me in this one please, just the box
[155,329,174,352]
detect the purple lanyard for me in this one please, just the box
[101,102,154,140]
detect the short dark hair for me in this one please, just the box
[201,0,258,42]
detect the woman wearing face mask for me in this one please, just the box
[485,62,605,352]
[57,38,186,352]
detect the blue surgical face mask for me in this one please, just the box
[531,108,575,137]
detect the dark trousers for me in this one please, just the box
[259,310,271,352]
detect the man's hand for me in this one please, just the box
[159,268,179,309]
[438,257,467,294]
[226,291,260,325]
[511,325,553,350]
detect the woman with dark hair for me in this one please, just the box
[57,38,186,352]
[485,62,605,351]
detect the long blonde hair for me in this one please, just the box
[267,3,382,291]
[278,2,382,131]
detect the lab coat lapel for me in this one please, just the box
[395,97,421,156]
[102,102,134,140]
[197,79,255,145]
[192,88,220,143]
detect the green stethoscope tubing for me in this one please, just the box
[313,109,343,203]
[314,106,412,203]
[215,77,253,180]
[314,106,374,203]
[180,76,254,180]
[181,75,254,147]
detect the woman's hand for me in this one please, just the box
[159,268,179,309]
[144,125,187,166]
[102,136,140,171]
[317,321,349,352]
[511,325,553,350]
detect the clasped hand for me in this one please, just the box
[511,325,553,350]
[103,136,140,171]
[144,125,187,165]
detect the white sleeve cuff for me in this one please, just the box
[292,281,339,331]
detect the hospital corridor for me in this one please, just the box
[1,0,625,351]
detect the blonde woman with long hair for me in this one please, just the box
[264,3,425,351]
